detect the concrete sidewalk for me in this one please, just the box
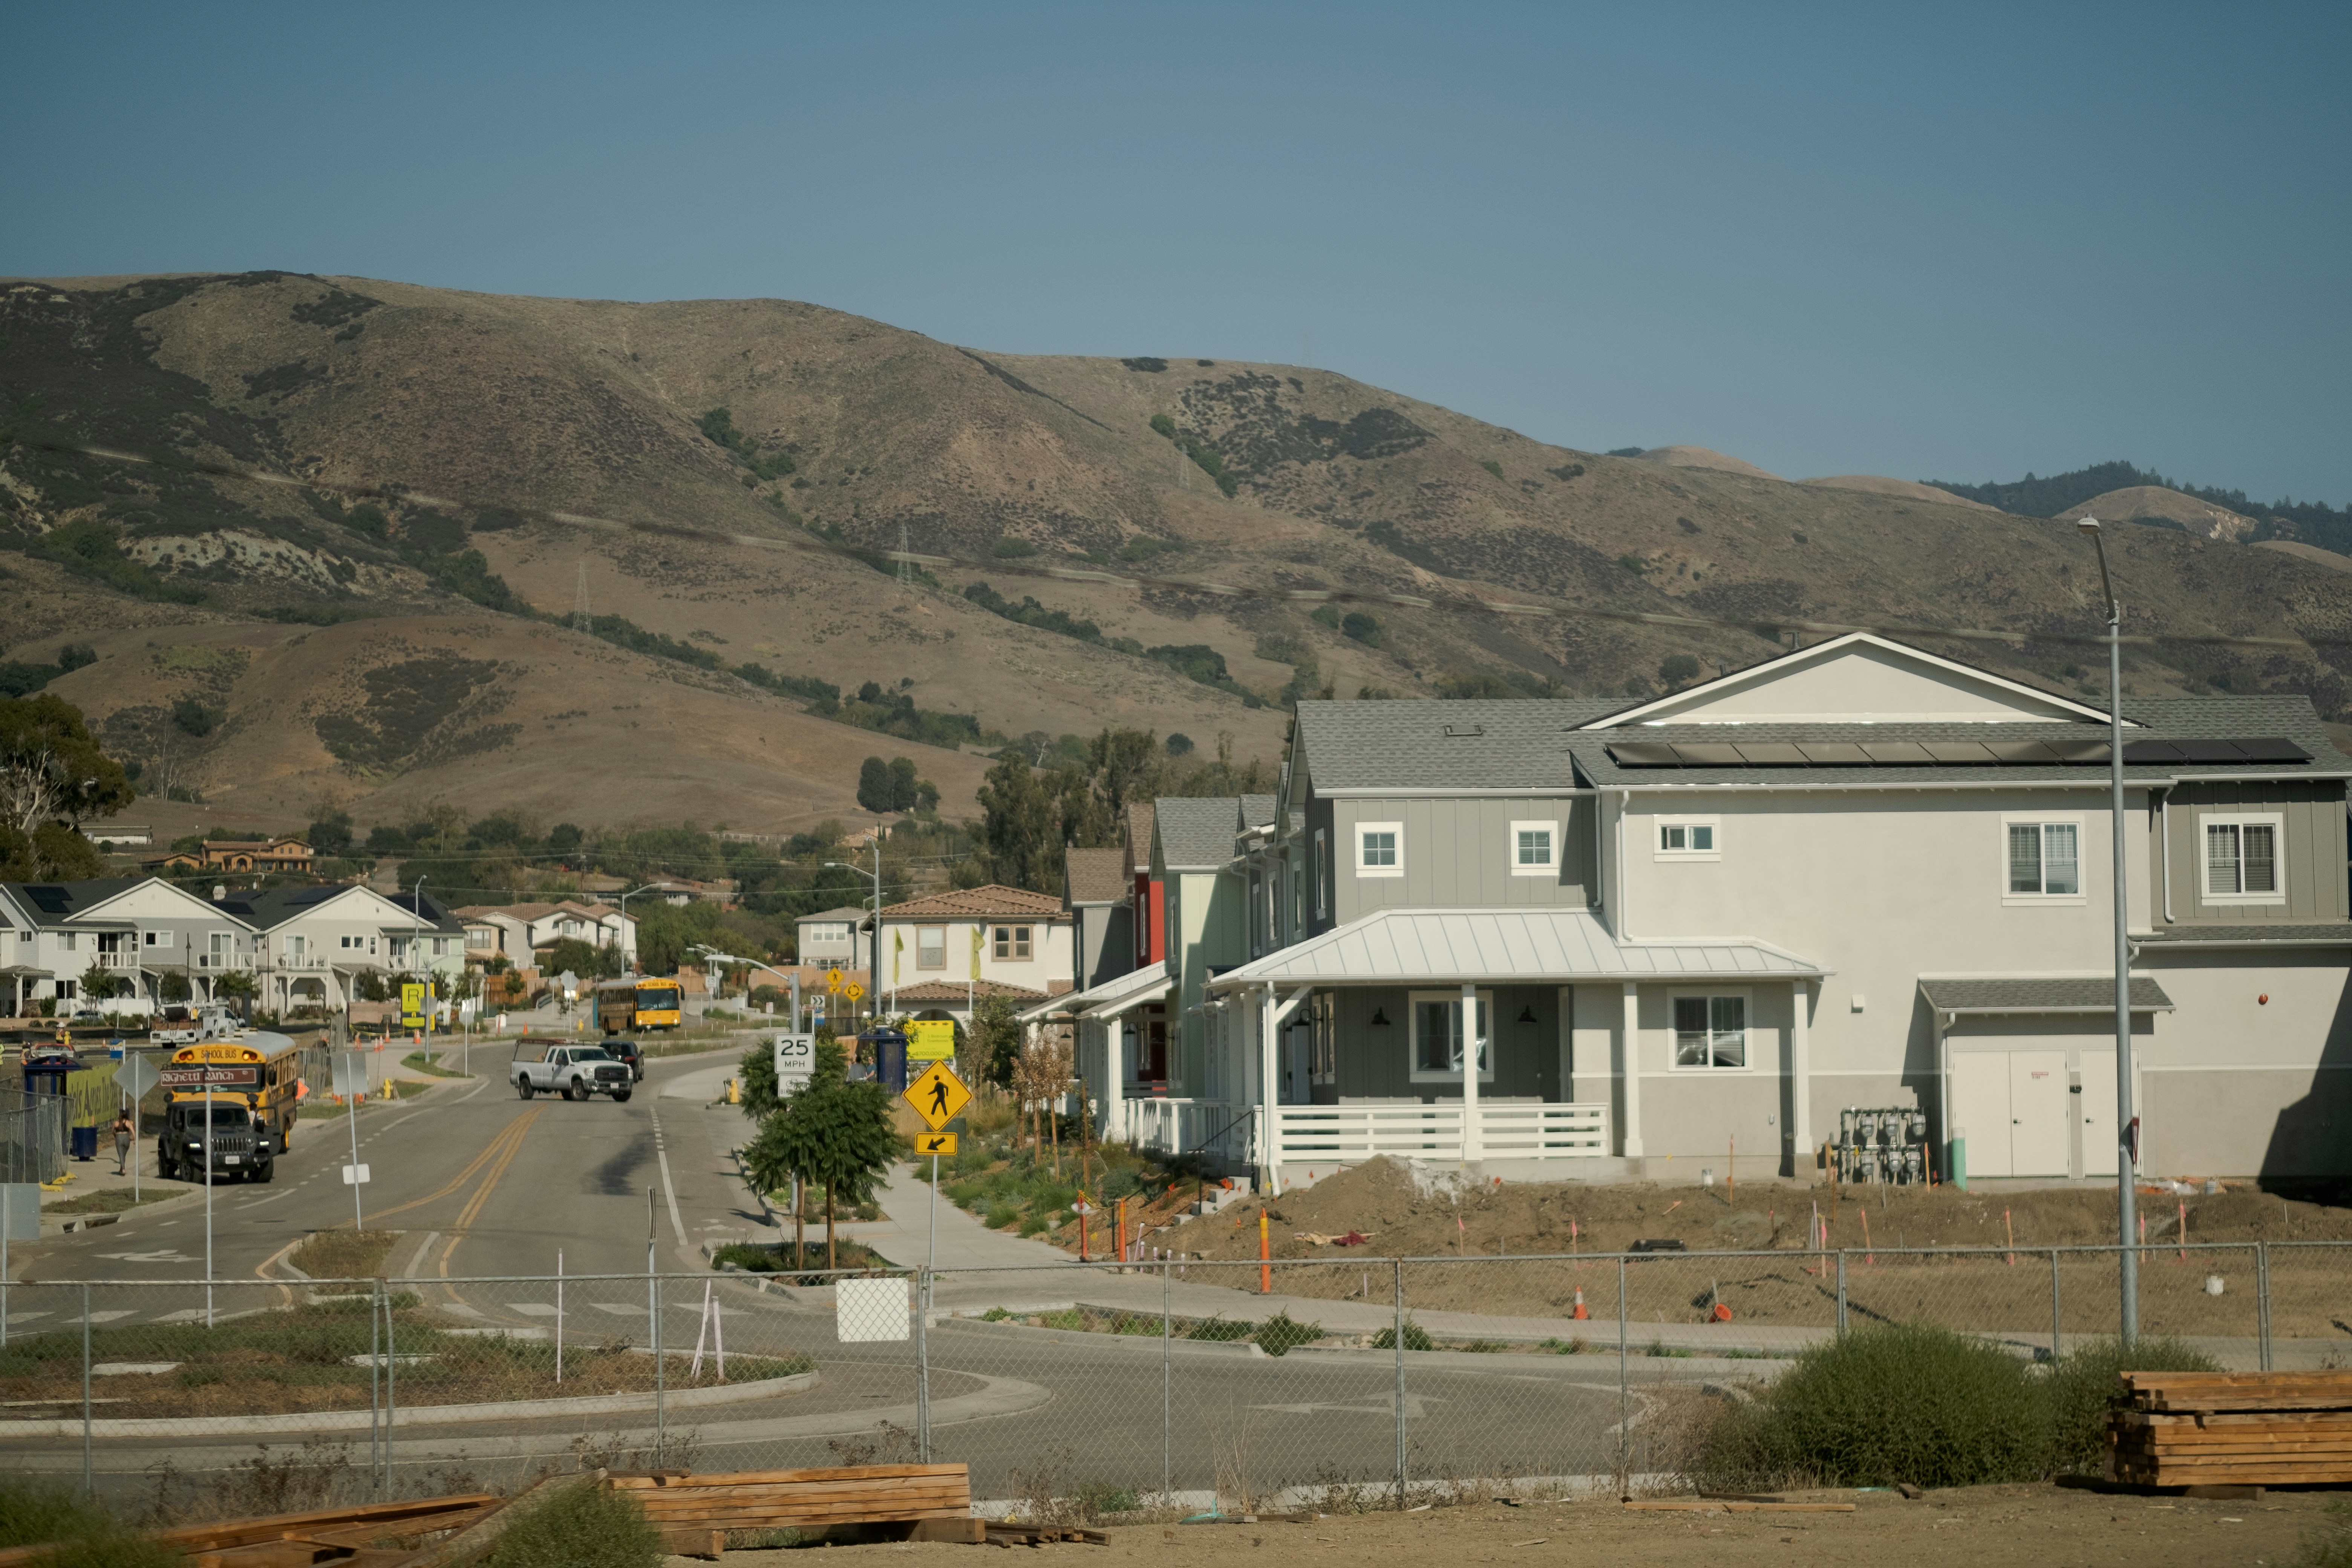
[859,1163,1076,1271]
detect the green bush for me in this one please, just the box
[1186,1315,1253,1342]
[1254,1310,1322,1357]
[484,1480,662,1568]
[1705,1323,2047,1489]
[0,1478,176,1568]
[1371,1320,1434,1352]
[2045,1335,2220,1475]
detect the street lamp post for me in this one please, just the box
[613,884,665,974]
[824,843,884,1036]
[2077,518,2138,1342]
[412,879,429,1058]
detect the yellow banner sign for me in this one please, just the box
[399,983,428,1029]
[906,1020,956,1062]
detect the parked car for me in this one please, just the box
[603,1038,646,1081]
[507,1040,632,1102]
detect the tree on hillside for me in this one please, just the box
[0,694,132,836]
[856,756,891,813]
[977,751,1058,891]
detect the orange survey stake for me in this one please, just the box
[1259,1209,1271,1294]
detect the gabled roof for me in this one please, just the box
[877,884,1068,920]
[1238,794,1278,833]
[1,877,242,928]
[1154,797,1244,871]
[1591,632,2119,727]
[452,900,625,923]
[221,884,464,933]
[1207,907,1829,988]
[1063,848,1130,906]
[1292,701,1619,793]
[1124,802,1155,873]
[796,905,870,925]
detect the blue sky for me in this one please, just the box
[8,3,2347,502]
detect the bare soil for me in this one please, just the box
[673,1484,2349,1567]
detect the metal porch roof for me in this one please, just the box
[1206,909,1828,989]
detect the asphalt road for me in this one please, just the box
[8,1044,1643,1501]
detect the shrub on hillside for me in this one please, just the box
[1704,1323,2047,1489]
[2044,1335,2220,1475]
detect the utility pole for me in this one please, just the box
[2076,518,2139,1341]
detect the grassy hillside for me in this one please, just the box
[6,271,2352,833]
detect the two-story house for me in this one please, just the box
[452,900,640,968]
[1131,632,2352,1190]
[216,885,468,1018]
[876,884,1074,1027]
[795,906,873,972]
[0,877,263,1016]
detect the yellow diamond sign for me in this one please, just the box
[904,1061,971,1132]
[826,968,844,994]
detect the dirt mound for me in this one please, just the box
[1629,444,1783,480]
[1800,475,2000,510]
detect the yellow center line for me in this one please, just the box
[438,1106,541,1282]
[346,1107,538,1230]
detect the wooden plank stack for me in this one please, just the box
[0,1494,505,1568]
[606,1463,976,1552]
[2109,1370,2352,1487]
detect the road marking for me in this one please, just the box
[3,1313,52,1325]
[64,1311,136,1325]
[650,1108,687,1247]
[438,1112,537,1277]
[97,1251,197,1264]
[508,1303,559,1316]
[357,1107,539,1229]
[591,1303,646,1315]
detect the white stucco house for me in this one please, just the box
[1104,633,2352,1190]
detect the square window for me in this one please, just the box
[994,925,1033,960]
[1357,822,1404,878]
[2201,814,2285,903]
[1510,819,1559,876]
[1672,994,1747,1069]
[2005,820,2082,899]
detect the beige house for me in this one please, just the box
[876,884,1074,1024]
[1157,632,2352,1189]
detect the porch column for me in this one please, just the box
[1619,982,1645,1159]
[1260,982,1282,1185]
[1789,978,1812,1179]
[1461,982,1481,1163]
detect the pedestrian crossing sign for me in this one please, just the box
[903,1061,970,1131]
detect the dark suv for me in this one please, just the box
[160,1099,274,1184]
[604,1038,645,1081]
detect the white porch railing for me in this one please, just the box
[1130,1098,1257,1165]
[1274,1101,1610,1162]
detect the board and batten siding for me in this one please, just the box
[2163,781,2349,925]
[1329,983,1561,1102]
[1331,797,1595,923]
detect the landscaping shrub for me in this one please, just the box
[1254,1310,1322,1357]
[1187,1316,1253,1342]
[1704,1323,2048,1489]
[1371,1320,1434,1352]
[2044,1335,2220,1475]
[0,1478,175,1568]
[482,1480,662,1568]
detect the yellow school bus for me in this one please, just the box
[158,1033,303,1184]
[593,976,684,1033]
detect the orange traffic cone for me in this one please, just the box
[1572,1287,1588,1320]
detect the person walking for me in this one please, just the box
[111,1110,134,1175]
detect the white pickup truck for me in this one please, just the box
[508,1040,633,1102]
[152,1008,237,1047]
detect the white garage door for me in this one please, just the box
[1951,1054,2014,1178]
[2079,1049,2118,1177]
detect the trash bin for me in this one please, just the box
[70,1123,99,1162]
[862,1028,910,1094]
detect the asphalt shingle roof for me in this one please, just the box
[1293,701,1624,792]
[1155,797,1243,870]
[1919,977,2175,1012]
[2141,924,2352,945]
[1064,848,1130,906]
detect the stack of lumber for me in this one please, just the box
[2110,1370,2352,1487]
[0,1494,504,1568]
[982,1521,1109,1547]
[606,1464,975,1553]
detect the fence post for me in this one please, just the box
[1392,1257,1406,1509]
[1161,1254,1172,1502]
[81,1281,93,1496]
[2256,1243,2273,1372]
[654,1271,666,1468]
[2049,1249,2062,1364]
[915,1268,931,1462]
[1835,1251,1848,1335]
[369,1277,383,1497]
[381,1277,396,1498]
[1616,1254,1629,1495]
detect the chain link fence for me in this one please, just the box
[4,1245,2343,1510]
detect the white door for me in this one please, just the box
[2079,1050,2119,1177]
[1951,1053,2012,1178]
[2007,1051,2070,1176]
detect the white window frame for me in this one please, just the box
[1509,819,1560,877]
[2001,814,2087,906]
[1357,821,1404,879]
[1667,987,1753,1072]
[1654,816,1721,862]
[916,924,946,969]
[1313,830,1329,916]
[1407,988,1496,1083]
[2201,812,2286,905]
[994,924,1033,961]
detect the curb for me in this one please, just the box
[0,1369,820,1440]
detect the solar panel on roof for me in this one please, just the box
[26,886,70,913]
[1922,742,1997,764]
[1858,741,1934,765]
[1605,742,1681,766]
[2232,738,2311,763]
[1794,742,1871,764]
[1729,742,1808,765]
[1669,743,1747,766]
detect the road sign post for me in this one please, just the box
[119,1052,163,1204]
[333,1050,368,1230]
[902,1062,971,1273]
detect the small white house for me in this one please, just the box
[876,884,1074,1025]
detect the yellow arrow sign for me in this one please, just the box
[826,968,844,994]
[915,1131,958,1157]
[903,1060,971,1132]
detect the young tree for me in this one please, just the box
[159,971,192,1003]
[79,961,123,1003]
[972,993,1022,1090]
[742,1038,900,1270]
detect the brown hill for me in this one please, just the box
[6,271,2352,838]
[1801,474,2002,511]
[1630,444,1783,480]
[2058,485,2261,542]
